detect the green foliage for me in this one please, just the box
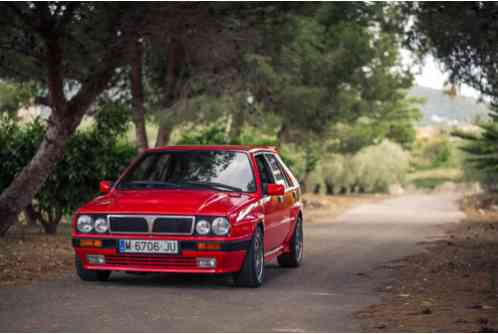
[412,134,462,171]
[0,115,44,191]
[454,110,498,191]
[319,141,411,194]
[407,3,498,103]
[0,82,39,116]
[176,123,229,146]
[412,177,454,190]
[0,103,136,226]
[244,4,419,144]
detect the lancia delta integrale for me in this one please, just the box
[72,145,303,287]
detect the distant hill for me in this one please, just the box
[408,85,491,126]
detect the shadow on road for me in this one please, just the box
[97,262,289,289]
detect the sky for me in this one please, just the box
[401,50,481,99]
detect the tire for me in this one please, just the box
[75,255,111,282]
[233,226,264,287]
[278,215,303,268]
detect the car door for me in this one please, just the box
[263,153,293,248]
[254,153,283,252]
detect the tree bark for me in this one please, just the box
[24,203,39,227]
[228,109,245,140]
[130,40,149,151]
[155,123,174,147]
[277,122,288,146]
[155,38,185,147]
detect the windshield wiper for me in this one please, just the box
[117,181,179,190]
[179,181,243,193]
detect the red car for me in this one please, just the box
[72,145,303,287]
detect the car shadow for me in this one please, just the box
[100,262,290,289]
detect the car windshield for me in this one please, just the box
[117,150,256,193]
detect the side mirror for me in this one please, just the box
[99,180,112,194]
[266,183,285,196]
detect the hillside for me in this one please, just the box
[408,85,491,126]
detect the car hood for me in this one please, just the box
[78,189,257,216]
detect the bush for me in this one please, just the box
[0,104,136,233]
[412,134,462,170]
[319,140,411,194]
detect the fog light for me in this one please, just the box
[80,239,102,248]
[197,242,222,250]
[197,257,217,268]
[87,254,105,264]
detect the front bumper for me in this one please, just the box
[73,237,250,274]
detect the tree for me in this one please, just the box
[244,3,414,145]
[0,3,150,235]
[406,2,498,105]
[453,110,498,191]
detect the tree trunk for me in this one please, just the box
[155,38,185,147]
[24,203,39,227]
[131,40,148,151]
[228,109,245,141]
[40,209,62,235]
[155,123,174,147]
[277,122,288,146]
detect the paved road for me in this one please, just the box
[0,193,465,332]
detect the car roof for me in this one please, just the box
[145,145,278,154]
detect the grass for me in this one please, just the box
[407,167,463,190]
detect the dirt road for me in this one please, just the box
[0,193,464,332]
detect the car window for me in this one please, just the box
[275,155,298,188]
[255,154,274,186]
[275,157,294,187]
[264,153,289,188]
[118,151,256,192]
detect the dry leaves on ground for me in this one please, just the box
[0,224,73,287]
[357,194,498,332]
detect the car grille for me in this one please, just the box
[109,216,148,233]
[108,215,194,235]
[105,254,197,268]
[152,217,193,234]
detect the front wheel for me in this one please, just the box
[75,255,111,282]
[278,215,303,267]
[233,226,264,287]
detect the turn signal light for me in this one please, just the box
[197,242,222,250]
[80,239,102,248]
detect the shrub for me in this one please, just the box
[412,134,462,170]
[0,104,136,234]
[319,140,410,194]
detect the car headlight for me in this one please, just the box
[195,219,211,235]
[94,217,109,233]
[211,217,230,236]
[77,215,93,233]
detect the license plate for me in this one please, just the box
[119,240,179,254]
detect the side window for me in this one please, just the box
[275,156,296,188]
[265,154,289,188]
[255,155,274,186]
